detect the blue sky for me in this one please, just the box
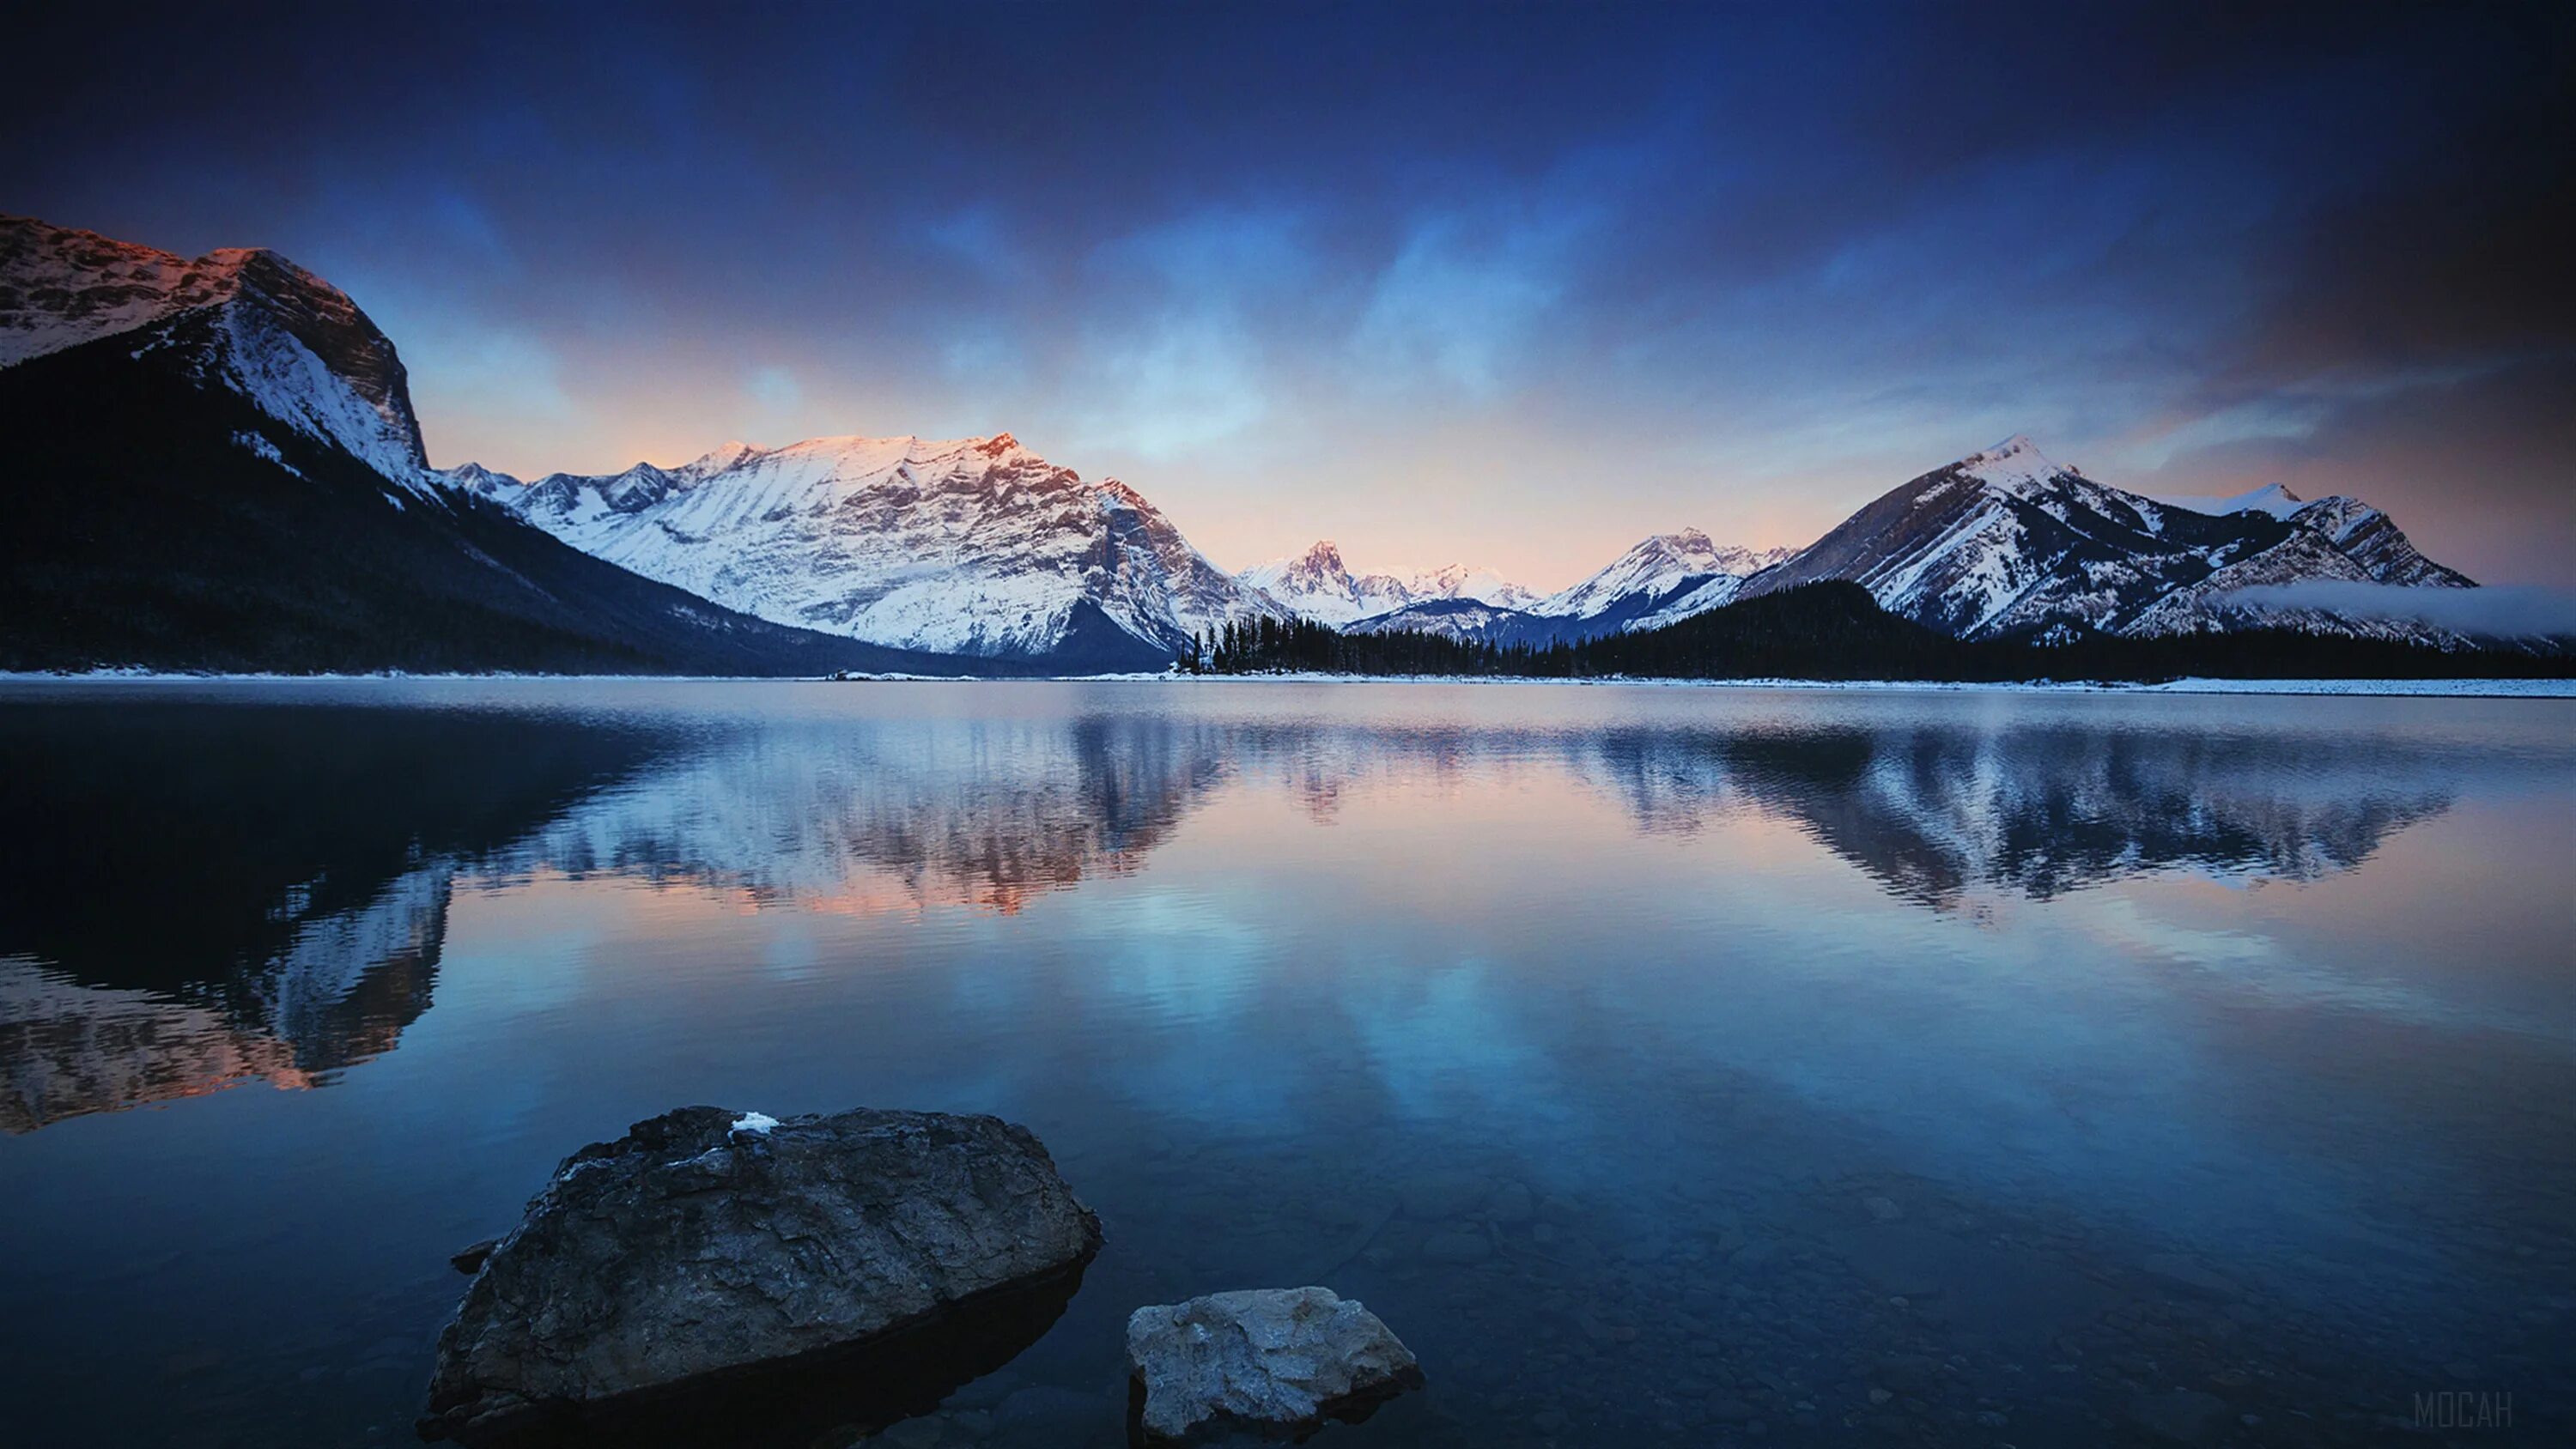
[9,1,2569,586]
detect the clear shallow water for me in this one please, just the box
[1,679,2569,1447]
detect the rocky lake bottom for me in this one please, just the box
[0,679,2567,1446]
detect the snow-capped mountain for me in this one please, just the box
[1239,541,1540,625]
[1532,529,1795,637]
[1342,597,1543,643]
[1619,569,1774,635]
[0,215,968,676]
[0,214,428,488]
[1329,437,2488,651]
[1531,529,1785,618]
[1413,562,1545,611]
[1337,529,1793,646]
[4,211,2513,671]
[2143,481,2469,589]
[1739,435,2476,643]
[453,433,1285,667]
[1236,542,1413,625]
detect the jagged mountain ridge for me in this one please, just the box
[0,212,2506,671]
[1333,438,2486,651]
[1531,529,1794,621]
[1239,541,1540,626]
[1735,436,2479,646]
[0,215,983,676]
[1344,528,1795,646]
[3,212,1284,675]
[442,432,1287,666]
[0,214,427,484]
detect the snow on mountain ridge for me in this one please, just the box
[472,429,1282,662]
[1742,434,2478,644]
[1238,540,1538,623]
[2151,482,2306,521]
[0,214,428,487]
[15,208,2482,664]
[1953,433,2078,494]
[1534,528,1791,622]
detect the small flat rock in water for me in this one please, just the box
[421,1105,1099,1442]
[1127,1287,1423,1444]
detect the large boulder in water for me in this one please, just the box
[1126,1287,1423,1444]
[421,1105,1101,1443]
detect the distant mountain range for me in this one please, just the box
[1343,530,1799,646]
[1239,542,1542,625]
[436,432,1284,669]
[1737,435,2478,646]
[0,215,975,675]
[0,213,2539,676]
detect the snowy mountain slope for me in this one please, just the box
[1342,530,1795,646]
[0,215,979,676]
[2273,492,2472,589]
[1532,530,1789,620]
[2146,482,2471,589]
[1620,570,1765,634]
[1343,597,1548,643]
[1738,435,2274,640]
[2148,481,2306,521]
[0,214,427,486]
[429,459,526,502]
[1241,543,1419,625]
[1239,541,1539,624]
[465,432,1285,665]
[1412,562,1545,611]
[1738,435,2482,645]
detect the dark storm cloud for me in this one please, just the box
[5,0,2567,584]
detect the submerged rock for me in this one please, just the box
[1126,1287,1422,1444]
[420,1105,1101,1444]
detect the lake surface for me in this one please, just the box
[1,679,2569,1447]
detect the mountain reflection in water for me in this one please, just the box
[0,687,2490,1131]
[1,679,2568,1449]
[0,703,676,1131]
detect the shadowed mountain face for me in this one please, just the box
[0,216,983,677]
[0,688,2485,1131]
[1738,437,2484,646]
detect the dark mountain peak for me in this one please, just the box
[216,247,422,464]
[0,212,426,476]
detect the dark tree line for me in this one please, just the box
[1184,615,1559,676]
[1185,583,2573,684]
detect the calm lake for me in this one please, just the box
[2,679,2569,1447]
